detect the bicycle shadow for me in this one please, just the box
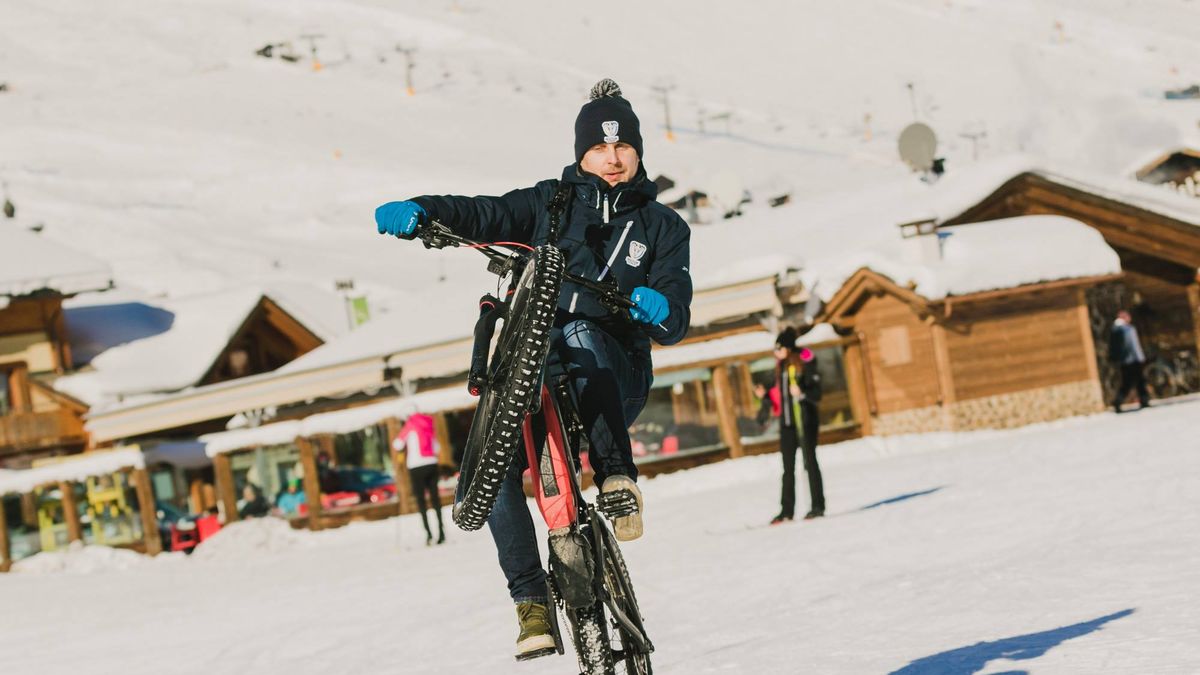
[887,608,1134,675]
[858,487,945,511]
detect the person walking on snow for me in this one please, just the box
[764,327,825,524]
[393,407,446,545]
[1109,309,1149,412]
[374,78,692,661]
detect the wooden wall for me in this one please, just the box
[0,297,68,374]
[855,294,940,413]
[944,290,1092,401]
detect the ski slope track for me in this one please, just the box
[3,400,1199,673]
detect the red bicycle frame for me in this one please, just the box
[522,385,579,531]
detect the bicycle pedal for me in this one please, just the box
[597,489,640,518]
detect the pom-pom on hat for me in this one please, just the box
[798,347,815,363]
[574,78,643,162]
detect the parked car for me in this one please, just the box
[330,467,397,504]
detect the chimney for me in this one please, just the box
[898,218,942,265]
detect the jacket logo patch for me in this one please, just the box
[625,240,646,267]
[602,120,620,143]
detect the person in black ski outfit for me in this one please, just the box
[374,79,692,661]
[762,327,825,524]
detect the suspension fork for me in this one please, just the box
[467,294,503,396]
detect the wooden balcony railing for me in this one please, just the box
[0,410,86,454]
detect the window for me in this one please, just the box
[879,326,912,367]
[630,368,722,460]
[731,347,858,444]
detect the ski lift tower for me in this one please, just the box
[300,34,326,71]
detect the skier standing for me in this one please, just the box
[764,327,826,524]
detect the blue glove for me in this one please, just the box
[629,287,669,325]
[375,201,427,239]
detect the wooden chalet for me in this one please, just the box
[1,282,327,570]
[941,169,1200,401]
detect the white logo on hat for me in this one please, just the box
[602,120,620,143]
[625,240,646,267]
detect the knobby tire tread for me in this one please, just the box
[452,246,563,531]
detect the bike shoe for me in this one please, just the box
[601,475,643,542]
[514,601,556,661]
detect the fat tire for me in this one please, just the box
[452,246,564,531]
[568,604,616,675]
[601,524,653,674]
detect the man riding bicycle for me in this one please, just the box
[376,79,692,660]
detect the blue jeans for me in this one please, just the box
[481,319,650,603]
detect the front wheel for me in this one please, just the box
[452,245,564,531]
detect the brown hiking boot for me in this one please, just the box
[514,601,556,661]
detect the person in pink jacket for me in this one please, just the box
[393,407,445,545]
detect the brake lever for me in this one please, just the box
[415,221,462,250]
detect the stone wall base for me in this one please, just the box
[871,380,1104,435]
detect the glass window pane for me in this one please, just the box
[632,369,722,461]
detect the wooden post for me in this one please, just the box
[212,453,239,525]
[59,481,83,544]
[0,496,11,572]
[1076,288,1103,404]
[131,468,162,556]
[929,323,957,407]
[296,436,323,531]
[711,365,745,458]
[432,413,453,509]
[384,417,414,516]
[1188,283,1200,359]
[843,338,874,436]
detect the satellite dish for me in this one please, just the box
[898,122,938,172]
[708,170,746,217]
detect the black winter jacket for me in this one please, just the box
[412,164,693,361]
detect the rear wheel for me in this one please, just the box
[567,603,616,675]
[1145,362,1177,400]
[452,246,563,531]
[600,522,653,674]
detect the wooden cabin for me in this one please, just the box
[1,229,112,469]
[822,267,1116,434]
[816,215,1123,434]
[1,296,91,467]
[942,170,1200,402]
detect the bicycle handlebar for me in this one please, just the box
[414,220,635,310]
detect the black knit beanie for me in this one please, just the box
[776,327,798,351]
[574,79,643,162]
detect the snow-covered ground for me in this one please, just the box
[5,399,1199,674]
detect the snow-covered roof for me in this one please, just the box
[0,228,112,299]
[820,215,1122,302]
[202,386,477,456]
[56,288,266,408]
[0,449,144,497]
[653,332,775,370]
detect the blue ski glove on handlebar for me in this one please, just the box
[375,201,427,239]
[629,287,669,325]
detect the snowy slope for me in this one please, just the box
[3,0,1200,322]
[4,399,1199,673]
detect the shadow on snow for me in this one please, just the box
[858,487,945,511]
[888,608,1135,675]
